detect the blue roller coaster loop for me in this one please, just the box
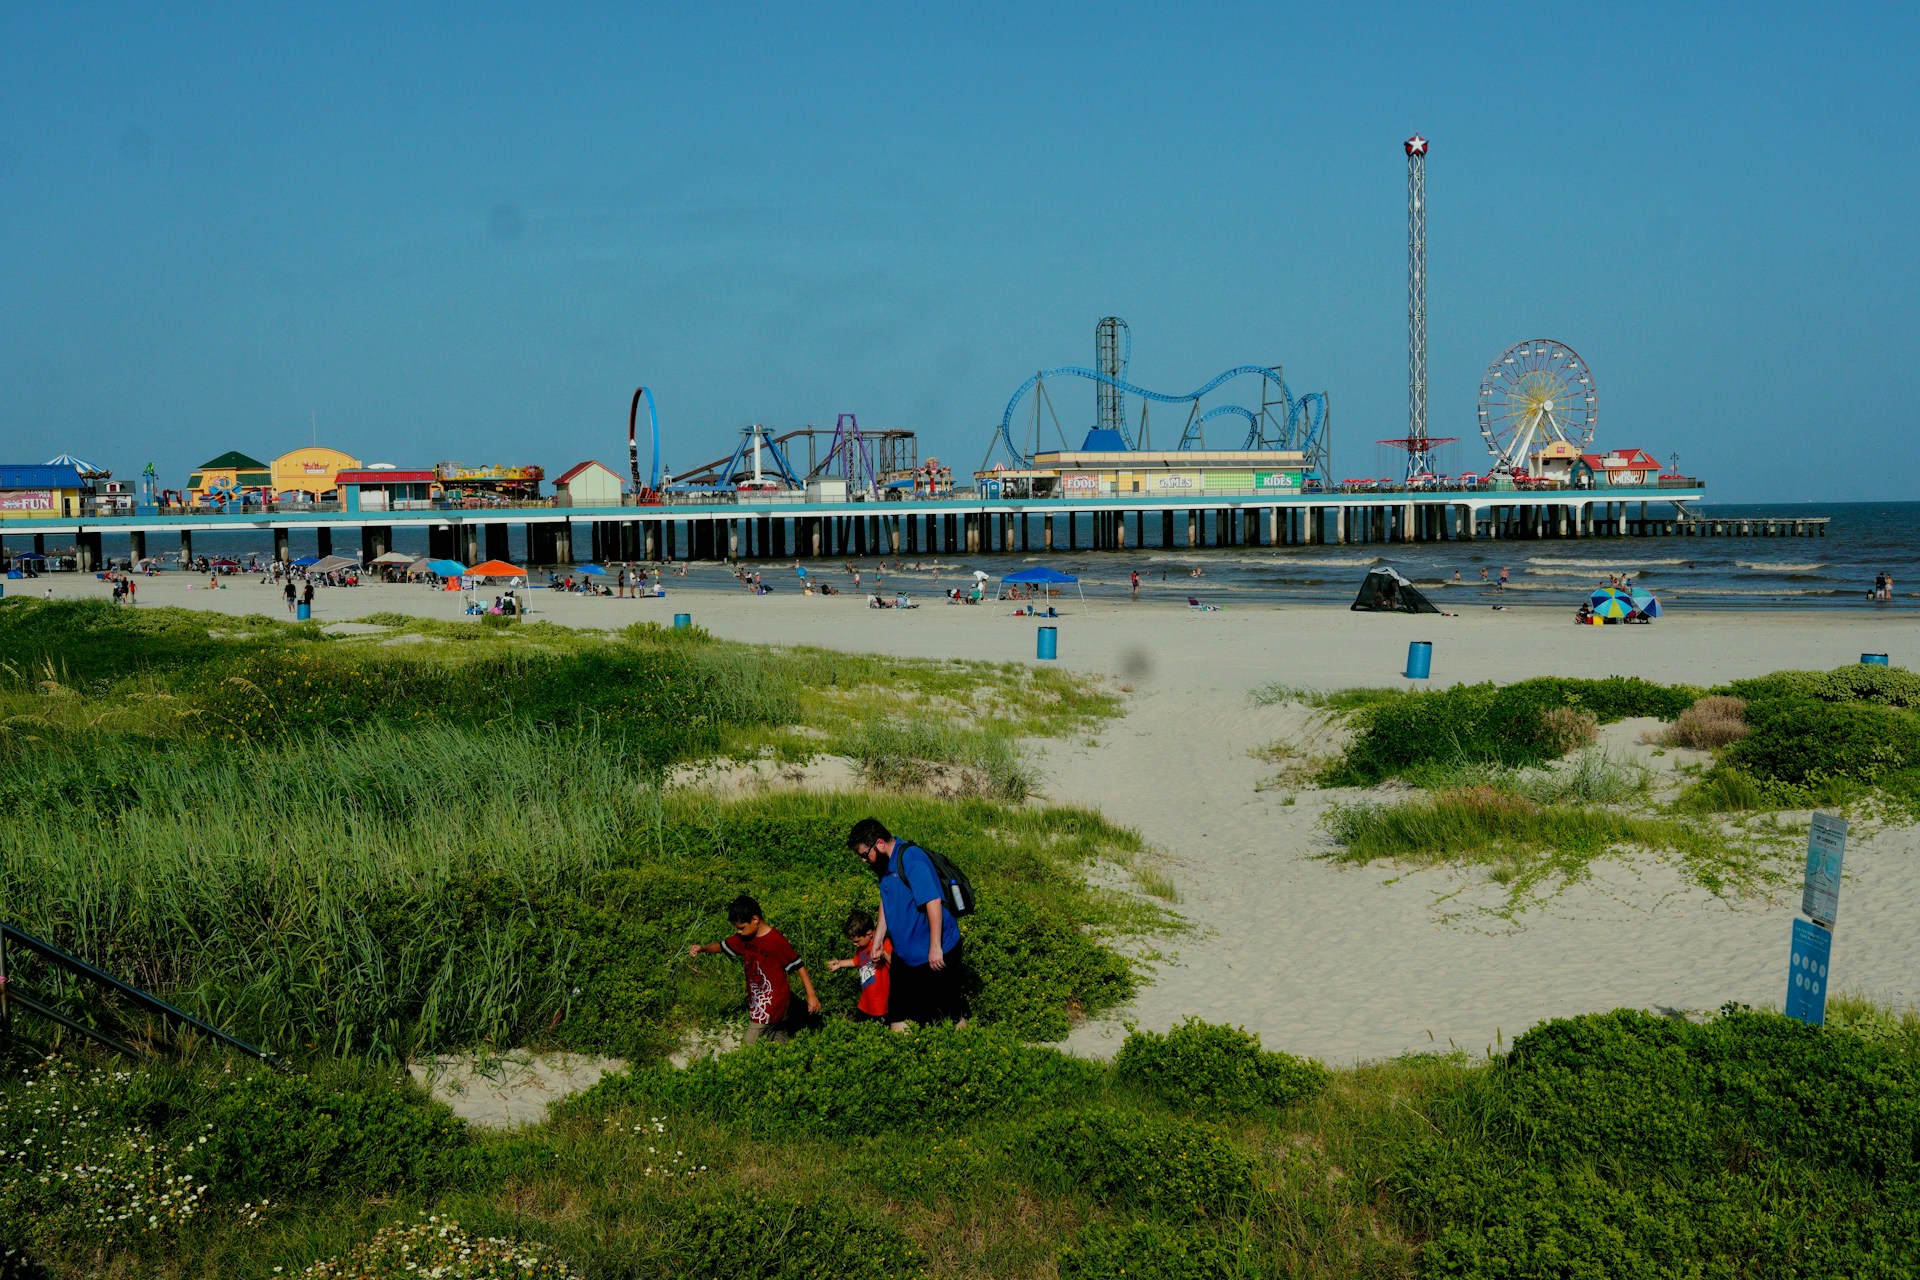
[629,386,661,492]
[1179,404,1260,450]
[997,365,1292,468]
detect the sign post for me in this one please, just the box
[1783,812,1846,1027]
[1785,919,1833,1027]
[1801,812,1846,927]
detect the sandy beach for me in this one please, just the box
[27,567,1919,1066]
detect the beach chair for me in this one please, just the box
[1187,596,1220,612]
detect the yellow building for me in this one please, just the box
[272,446,363,499]
[0,464,89,520]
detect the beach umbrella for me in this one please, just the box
[1588,587,1634,619]
[467,559,526,579]
[1628,585,1662,619]
[574,563,607,575]
[424,558,467,577]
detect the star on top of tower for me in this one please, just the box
[1405,135,1428,156]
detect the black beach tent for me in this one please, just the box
[1351,566,1441,614]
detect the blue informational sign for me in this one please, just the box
[1802,812,1847,927]
[1785,917,1833,1027]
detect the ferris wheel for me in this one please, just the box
[1476,339,1596,475]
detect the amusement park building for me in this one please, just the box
[0,464,88,520]
[187,451,272,503]
[271,446,363,500]
[1574,449,1662,487]
[337,470,436,513]
[995,443,1314,500]
[553,460,623,507]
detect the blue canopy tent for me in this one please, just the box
[424,558,468,578]
[290,555,322,567]
[996,565,1083,614]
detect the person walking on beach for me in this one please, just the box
[1130,569,1140,600]
[284,580,297,613]
[688,894,821,1044]
[847,817,968,1029]
[301,581,315,610]
[827,908,893,1023]
[1498,566,1509,593]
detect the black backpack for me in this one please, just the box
[892,842,977,918]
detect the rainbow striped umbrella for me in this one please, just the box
[1588,587,1635,619]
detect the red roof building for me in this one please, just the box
[1574,449,1661,487]
[553,459,623,508]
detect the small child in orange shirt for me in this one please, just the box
[827,908,892,1023]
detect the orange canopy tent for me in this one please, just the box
[467,559,526,578]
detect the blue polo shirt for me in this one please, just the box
[878,842,960,966]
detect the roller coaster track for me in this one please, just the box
[996,366,1329,469]
[628,386,661,493]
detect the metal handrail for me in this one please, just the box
[0,922,281,1068]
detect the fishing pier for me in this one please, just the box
[0,482,1827,572]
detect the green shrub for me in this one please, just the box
[1393,1006,1920,1278]
[1021,1109,1255,1218]
[961,900,1137,1039]
[1504,1006,1920,1180]
[575,1021,1100,1136]
[1115,1018,1328,1112]
[655,1192,925,1279]
[1723,696,1920,789]
[1328,677,1698,784]
[186,1069,469,1197]
[1723,664,1920,709]
[1057,1219,1251,1280]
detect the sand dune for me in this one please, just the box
[27,568,1917,1064]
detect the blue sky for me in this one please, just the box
[2,3,1914,502]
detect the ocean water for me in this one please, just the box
[884,501,1920,611]
[61,500,1916,611]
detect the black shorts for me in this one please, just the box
[887,946,971,1026]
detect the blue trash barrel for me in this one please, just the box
[296,602,311,621]
[1406,640,1433,680]
[1037,626,1058,660]
[673,612,691,629]
[1862,653,1890,666]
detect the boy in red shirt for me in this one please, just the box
[826,908,892,1023]
[688,895,821,1044]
